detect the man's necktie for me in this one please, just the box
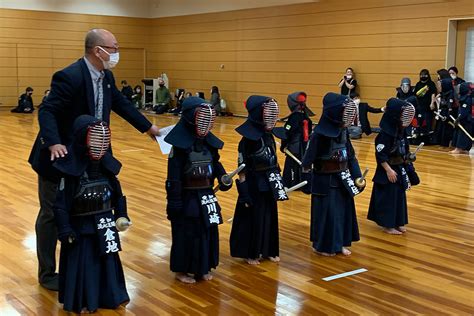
[95,73,104,119]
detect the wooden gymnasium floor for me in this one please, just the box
[0,109,473,315]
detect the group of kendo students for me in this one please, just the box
[53,87,471,313]
[51,79,472,313]
[394,67,473,154]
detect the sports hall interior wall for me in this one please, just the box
[0,9,150,108]
[1,0,474,118]
[148,0,474,116]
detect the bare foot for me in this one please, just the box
[246,258,260,265]
[449,149,460,154]
[269,256,280,262]
[175,273,196,284]
[383,227,403,235]
[313,248,336,256]
[202,273,213,281]
[341,247,352,256]
[80,308,96,314]
[397,226,407,233]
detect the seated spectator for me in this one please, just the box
[209,86,221,115]
[121,80,133,101]
[348,93,384,139]
[42,89,50,103]
[131,85,143,109]
[195,92,205,99]
[154,78,171,114]
[170,89,185,115]
[11,87,34,113]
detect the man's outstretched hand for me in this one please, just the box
[49,144,68,161]
[147,125,161,140]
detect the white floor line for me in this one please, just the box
[322,268,368,281]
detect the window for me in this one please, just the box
[464,27,474,82]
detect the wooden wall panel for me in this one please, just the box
[0,9,151,107]
[148,0,474,115]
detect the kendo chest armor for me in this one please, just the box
[388,138,407,165]
[248,138,277,172]
[71,173,113,216]
[313,133,349,173]
[182,147,214,189]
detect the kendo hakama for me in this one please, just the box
[277,92,313,189]
[301,93,364,255]
[367,98,419,231]
[53,115,130,313]
[451,82,473,152]
[165,97,230,279]
[230,96,287,261]
[433,79,455,147]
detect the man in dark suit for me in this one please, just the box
[28,28,160,291]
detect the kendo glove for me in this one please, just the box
[236,179,253,207]
[407,152,417,163]
[58,226,77,244]
[453,117,460,128]
[218,174,233,192]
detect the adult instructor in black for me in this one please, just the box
[28,29,160,291]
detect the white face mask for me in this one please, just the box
[98,47,119,69]
[346,75,352,80]
[353,98,361,106]
[450,73,457,80]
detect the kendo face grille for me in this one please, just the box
[86,122,111,160]
[262,99,279,131]
[195,103,216,137]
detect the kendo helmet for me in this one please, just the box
[181,97,217,138]
[245,95,279,131]
[380,98,415,136]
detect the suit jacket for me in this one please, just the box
[29,58,152,180]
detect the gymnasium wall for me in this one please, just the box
[1,0,473,115]
[0,9,150,107]
[148,0,474,116]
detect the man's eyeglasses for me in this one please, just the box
[98,45,119,53]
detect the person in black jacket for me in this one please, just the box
[348,93,384,139]
[367,98,419,235]
[396,78,415,100]
[120,80,133,101]
[414,69,437,136]
[28,28,160,291]
[165,97,232,283]
[11,87,34,113]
